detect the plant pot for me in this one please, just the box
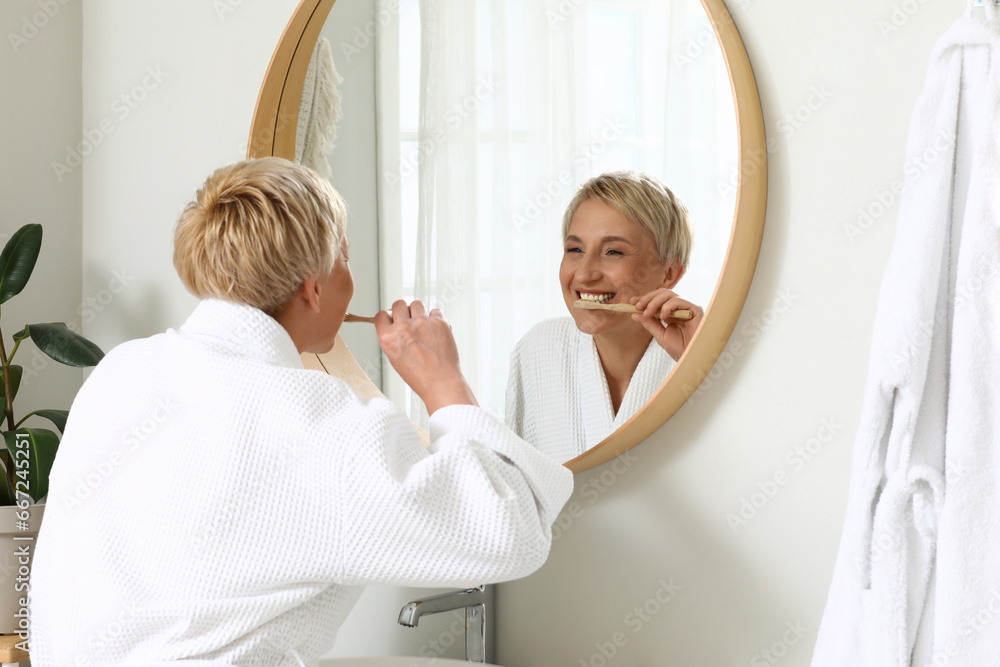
[0,504,44,636]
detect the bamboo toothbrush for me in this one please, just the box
[346,305,693,323]
[573,300,694,321]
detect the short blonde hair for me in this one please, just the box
[562,171,693,271]
[173,157,346,315]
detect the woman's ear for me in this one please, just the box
[660,264,684,290]
[300,275,322,314]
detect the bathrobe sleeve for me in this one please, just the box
[334,399,574,587]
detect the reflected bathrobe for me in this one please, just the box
[28,299,574,667]
[505,318,675,462]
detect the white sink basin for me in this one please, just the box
[322,659,499,666]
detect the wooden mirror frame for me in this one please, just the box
[248,0,767,473]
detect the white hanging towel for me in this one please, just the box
[813,4,1000,666]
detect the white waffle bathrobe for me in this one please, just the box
[28,299,573,667]
[505,318,674,461]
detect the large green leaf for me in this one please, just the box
[1,365,23,400]
[28,409,69,434]
[0,224,42,305]
[0,365,23,413]
[3,428,59,501]
[17,323,104,367]
[0,449,14,506]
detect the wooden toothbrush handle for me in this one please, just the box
[574,300,694,320]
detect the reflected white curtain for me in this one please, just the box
[376,0,737,424]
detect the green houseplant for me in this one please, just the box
[0,223,105,507]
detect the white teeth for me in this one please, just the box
[579,292,614,304]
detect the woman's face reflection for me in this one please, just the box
[560,199,675,339]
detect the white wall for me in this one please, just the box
[0,0,83,427]
[79,0,300,349]
[496,1,969,665]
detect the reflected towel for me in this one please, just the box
[295,37,343,178]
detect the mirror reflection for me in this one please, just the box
[506,172,704,461]
[300,0,738,462]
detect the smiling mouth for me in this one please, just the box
[577,291,616,304]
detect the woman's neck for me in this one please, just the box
[593,327,653,415]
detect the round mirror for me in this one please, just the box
[249,0,766,472]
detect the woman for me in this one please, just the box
[29,157,573,666]
[506,171,704,462]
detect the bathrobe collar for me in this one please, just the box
[179,299,304,370]
[577,331,669,448]
[578,335,614,447]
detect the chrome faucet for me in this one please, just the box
[398,585,487,663]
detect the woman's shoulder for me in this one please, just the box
[88,330,390,423]
[79,332,168,383]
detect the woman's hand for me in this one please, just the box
[630,289,704,361]
[374,300,478,415]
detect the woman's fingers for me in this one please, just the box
[647,294,676,319]
[631,311,665,337]
[390,298,411,321]
[409,300,427,318]
[630,288,704,361]
[677,304,704,321]
[631,291,669,312]
[634,289,685,320]
[374,300,476,413]
[659,298,698,321]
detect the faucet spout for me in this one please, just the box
[398,585,487,663]
[398,586,484,627]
